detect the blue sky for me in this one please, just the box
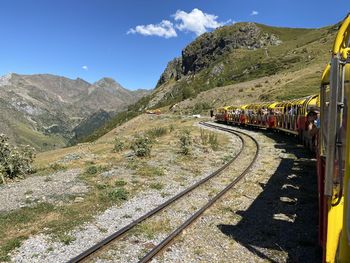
[0,1,347,90]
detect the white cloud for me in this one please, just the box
[173,8,225,36]
[127,20,177,38]
[251,10,259,16]
[82,65,88,71]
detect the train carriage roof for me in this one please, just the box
[217,106,230,111]
[227,105,238,111]
[333,14,350,60]
[306,94,320,111]
[267,102,279,109]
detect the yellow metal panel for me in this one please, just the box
[322,64,331,84]
[267,102,278,109]
[326,198,344,263]
[217,106,230,112]
[295,98,307,105]
[337,68,350,262]
[308,97,318,108]
[333,14,350,59]
[227,106,237,111]
[345,64,350,82]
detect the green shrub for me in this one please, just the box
[49,162,66,171]
[138,165,164,177]
[200,129,209,145]
[178,129,192,155]
[182,86,194,99]
[169,124,175,132]
[108,187,129,201]
[96,183,108,190]
[0,134,35,184]
[146,127,167,138]
[149,182,164,190]
[85,165,98,175]
[58,234,76,245]
[192,102,212,114]
[115,179,127,187]
[209,132,219,151]
[130,135,152,157]
[113,137,125,152]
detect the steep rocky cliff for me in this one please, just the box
[156,23,282,88]
[77,21,338,142]
[148,21,335,109]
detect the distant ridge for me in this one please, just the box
[83,21,338,142]
[0,73,151,150]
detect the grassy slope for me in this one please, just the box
[169,25,333,102]
[0,115,232,261]
[77,23,337,142]
[0,104,67,151]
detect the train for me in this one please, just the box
[215,14,350,263]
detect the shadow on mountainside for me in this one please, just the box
[218,130,322,262]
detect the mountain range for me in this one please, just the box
[1,21,340,148]
[0,73,150,150]
[83,21,338,141]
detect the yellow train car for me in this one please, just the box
[215,106,230,122]
[213,13,350,263]
[320,13,350,263]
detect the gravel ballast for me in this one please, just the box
[154,123,321,262]
[10,124,241,263]
[0,169,86,212]
[8,122,321,262]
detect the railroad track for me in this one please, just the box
[68,122,259,263]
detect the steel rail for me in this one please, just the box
[68,123,245,263]
[138,121,260,263]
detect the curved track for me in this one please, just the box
[68,122,259,263]
[138,122,260,262]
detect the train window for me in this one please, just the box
[321,85,330,155]
[325,60,348,200]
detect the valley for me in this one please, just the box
[0,74,150,150]
[0,14,336,263]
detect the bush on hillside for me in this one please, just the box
[0,134,35,184]
[113,137,126,152]
[146,127,167,139]
[178,129,192,155]
[200,128,208,145]
[208,132,219,151]
[192,102,212,114]
[130,135,152,157]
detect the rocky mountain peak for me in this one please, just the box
[0,73,13,86]
[156,22,282,88]
[94,77,122,88]
[91,77,129,97]
[0,73,151,150]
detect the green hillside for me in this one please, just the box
[78,21,338,142]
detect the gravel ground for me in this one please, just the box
[10,124,241,263]
[9,122,321,263]
[83,124,256,262]
[0,169,87,212]
[154,122,321,263]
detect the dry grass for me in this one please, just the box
[0,114,232,261]
[131,218,172,239]
[172,63,324,114]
